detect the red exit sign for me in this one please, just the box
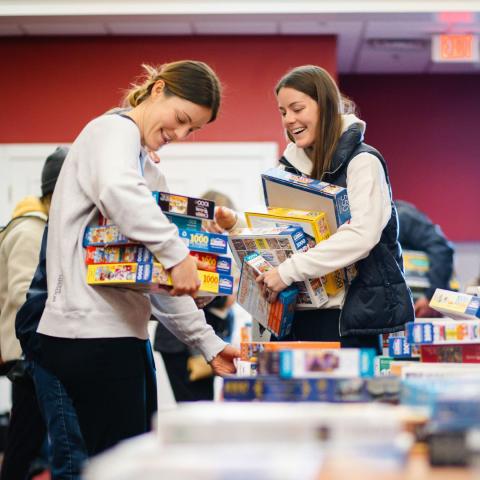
[432,34,479,62]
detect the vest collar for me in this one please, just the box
[282,114,366,177]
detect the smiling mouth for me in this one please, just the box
[291,127,306,135]
[161,129,172,144]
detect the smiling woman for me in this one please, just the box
[33,60,238,470]
[209,64,414,352]
[255,65,414,348]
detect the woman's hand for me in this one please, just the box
[203,206,237,233]
[414,297,442,318]
[169,255,201,297]
[256,267,288,303]
[209,344,241,376]
[146,148,161,164]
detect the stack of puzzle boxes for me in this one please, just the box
[380,287,480,372]
[229,168,355,339]
[411,289,480,363]
[393,288,480,467]
[223,341,400,403]
[84,192,234,295]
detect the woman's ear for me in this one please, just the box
[151,79,165,98]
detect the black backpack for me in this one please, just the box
[15,225,48,361]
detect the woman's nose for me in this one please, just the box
[283,111,295,125]
[175,125,191,140]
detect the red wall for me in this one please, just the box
[341,74,480,241]
[3,37,478,240]
[0,35,336,150]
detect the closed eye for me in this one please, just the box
[176,114,187,124]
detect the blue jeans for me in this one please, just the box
[30,361,87,480]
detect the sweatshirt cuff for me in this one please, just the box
[151,237,189,270]
[193,332,227,363]
[278,259,298,286]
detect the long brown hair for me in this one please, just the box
[124,60,221,122]
[275,65,353,180]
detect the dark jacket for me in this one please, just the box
[395,200,454,299]
[280,124,414,336]
[15,226,48,362]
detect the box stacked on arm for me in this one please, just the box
[157,191,215,220]
[259,168,357,290]
[261,168,350,233]
[245,208,345,296]
[86,262,233,295]
[237,252,298,339]
[84,191,233,295]
[228,226,328,308]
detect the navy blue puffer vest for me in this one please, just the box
[280,124,414,336]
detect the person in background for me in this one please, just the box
[154,190,236,402]
[209,65,414,352]
[34,61,238,459]
[0,147,67,480]
[395,199,455,318]
[16,225,88,480]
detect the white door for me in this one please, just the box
[0,144,62,225]
[157,142,278,210]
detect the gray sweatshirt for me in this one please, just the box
[37,114,225,361]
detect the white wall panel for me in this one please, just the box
[0,142,278,225]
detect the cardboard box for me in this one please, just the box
[178,228,228,255]
[406,319,480,345]
[240,341,340,361]
[420,344,480,363]
[388,336,420,359]
[165,213,202,231]
[228,227,328,308]
[223,376,400,403]
[157,192,215,220]
[261,167,350,233]
[279,348,376,378]
[86,245,232,275]
[245,208,345,296]
[189,251,232,275]
[85,245,154,264]
[374,356,395,376]
[237,252,298,338]
[83,225,133,247]
[245,208,331,245]
[430,289,480,320]
[86,262,234,295]
[396,362,480,379]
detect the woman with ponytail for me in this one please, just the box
[35,61,238,457]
